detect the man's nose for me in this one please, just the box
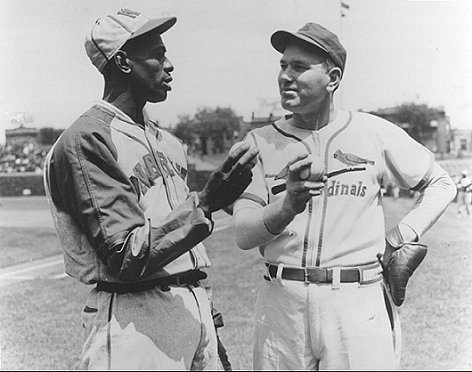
[279,70,294,84]
[164,58,174,73]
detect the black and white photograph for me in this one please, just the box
[1,0,471,370]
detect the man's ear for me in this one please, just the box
[327,67,342,93]
[114,50,132,74]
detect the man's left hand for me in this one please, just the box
[377,241,428,306]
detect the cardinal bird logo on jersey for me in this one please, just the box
[333,150,375,167]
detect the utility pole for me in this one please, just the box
[336,1,350,110]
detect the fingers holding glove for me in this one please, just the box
[378,241,428,306]
[198,142,259,216]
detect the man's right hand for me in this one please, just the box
[198,143,259,216]
[284,153,327,215]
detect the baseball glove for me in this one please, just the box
[377,241,428,306]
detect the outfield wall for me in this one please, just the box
[1,158,470,197]
[0,167,213,197]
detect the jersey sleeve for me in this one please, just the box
[372,116,456,243]
[49,121,211,281]
[233,131,269,212]
[377,119,435,191]
[49,124,144,257]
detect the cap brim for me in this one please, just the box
[271,30,329,55]
[129,16,177,40]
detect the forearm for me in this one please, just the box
[106,192,213,281]
[233,198,297,250]
[386,163,457,245]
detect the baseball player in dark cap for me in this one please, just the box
[43,8,257,370]
[232,22,456,369]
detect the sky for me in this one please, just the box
[1,0,471,144]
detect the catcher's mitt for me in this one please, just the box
[377,241,428,306]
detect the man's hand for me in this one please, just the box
[283,153,327,215]
[377,241,428,306]
[198,143,259,216]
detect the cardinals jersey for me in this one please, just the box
[44,101,212,284]
[234,110,438,267]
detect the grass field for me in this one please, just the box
[0,196,471,370]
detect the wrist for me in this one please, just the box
[282,195,303,217]
[263,198,297,235]
[197,191,212,218]
[386,224,418,248]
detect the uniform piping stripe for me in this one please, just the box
[315,111,353,267]
[301,198,313,267]
[384,150,411,190]
[143,128,175,210]
[112,126,150,150]
[239,192,267,207]
[249,132,271,204]
[90,28,108,60]
[108,15,134,33]
[411,153,435,192]
[106,292,115,370]
[75,133,112,253]
[271,123,312,153]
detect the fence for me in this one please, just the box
[0,166,213,197]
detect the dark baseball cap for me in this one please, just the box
[271,22,347,72]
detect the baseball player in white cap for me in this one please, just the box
[43,8,257,370]
[456,170,472,217]
[232,22,457,370]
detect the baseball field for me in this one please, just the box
[0,195,471,370]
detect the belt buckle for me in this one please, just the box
[305,267,322,284]
[304,267,310,284]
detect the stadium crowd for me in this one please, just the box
[0,142,47,174]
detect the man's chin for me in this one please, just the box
[148,92,168,103]
[281,100,300,112]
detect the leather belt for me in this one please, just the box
[96,270,207,294]
[264,262,382,285]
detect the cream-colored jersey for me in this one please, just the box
[234,110,441,268]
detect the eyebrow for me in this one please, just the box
[280,57,311,65]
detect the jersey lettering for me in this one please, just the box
[129,151,185,197]
[143,154,162,180]
[327,180,367,198]
[133,162,152,188]
[156,152,176,177]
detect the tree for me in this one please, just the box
[38,127,64,145]
[173,106,242,155]
[173,115,196,145]
[368,103,445,144]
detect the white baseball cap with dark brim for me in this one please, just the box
[85,8,177,73]
[271,22,346,72]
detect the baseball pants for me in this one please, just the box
[80,284,219,370]
[253,278,399,370]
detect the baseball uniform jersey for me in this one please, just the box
[43,100,218,369]
[233,109,454,369]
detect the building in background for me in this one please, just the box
[450,129,472,157]
[4,126,40,148]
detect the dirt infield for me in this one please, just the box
[0,196,471,370]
